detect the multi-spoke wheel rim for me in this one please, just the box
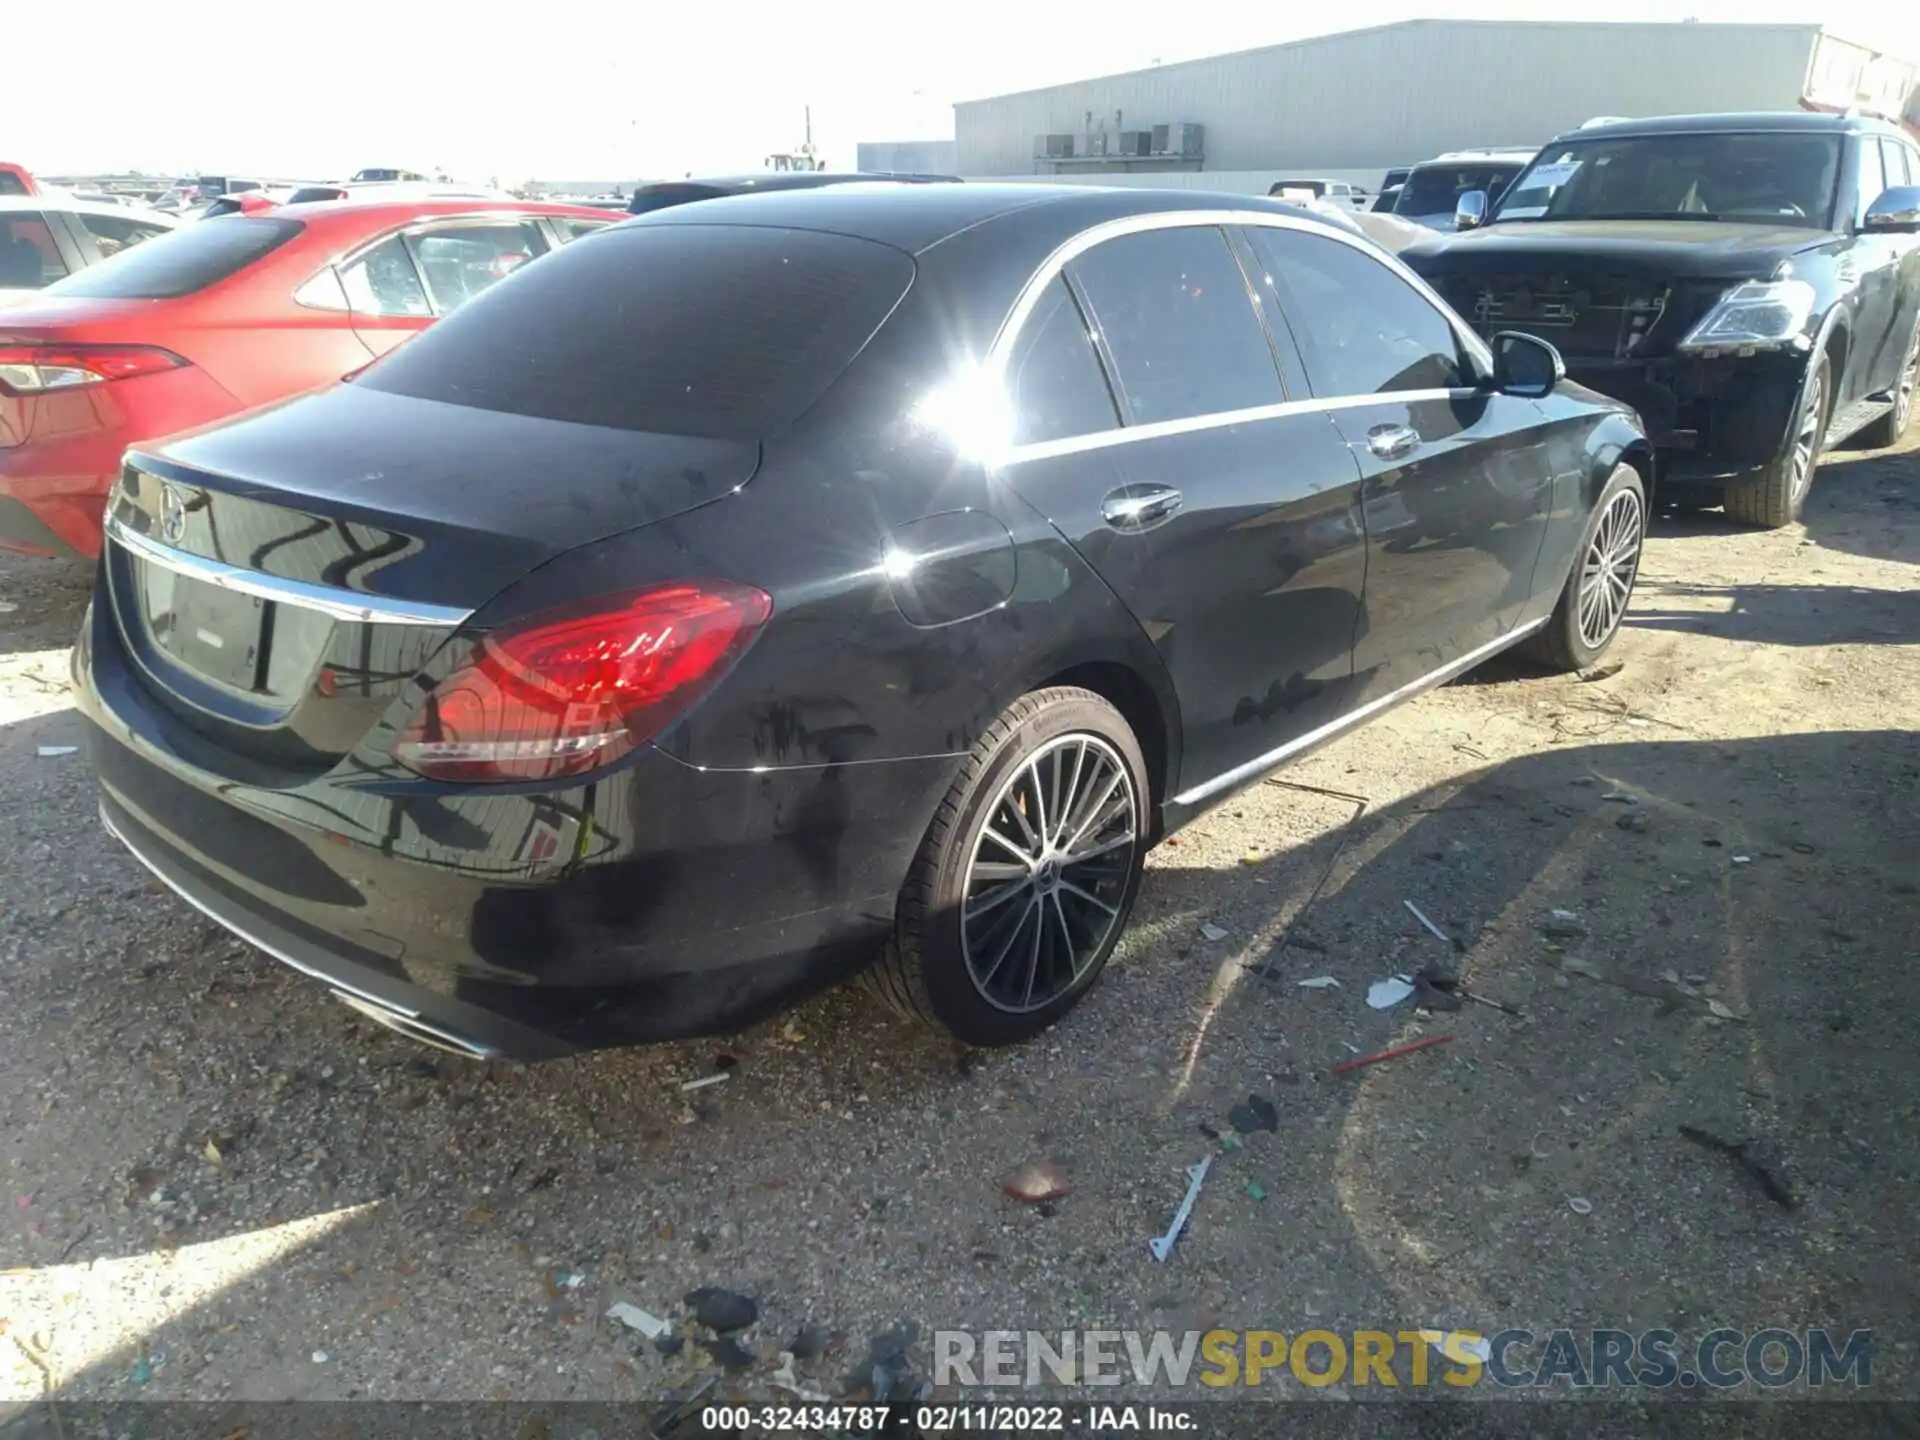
[961,734,1138,1014]
[1789,370,1824,505]
[1576,487,1644,650]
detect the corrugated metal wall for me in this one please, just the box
[956,20,1825,177]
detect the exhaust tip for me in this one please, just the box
[331,990,497,1061]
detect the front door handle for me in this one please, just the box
[1101,484,1184,533]
[1367,423,1421,460]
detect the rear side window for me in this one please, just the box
[78,211,171,259]
[357,224,916,439]
[1245,226,1466,396]
[0,215,66,288]
[1067,225,1282,425]
[1004,277,1119,446]
[43,216,301,299]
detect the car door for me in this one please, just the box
[1240,222,1556,700]
[338,217,552,357]
[992,221,1371,797]
[1843,134,1903,410]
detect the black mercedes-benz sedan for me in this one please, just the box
[73,184,1651,1060]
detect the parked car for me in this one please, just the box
[72,185,1651,1060]
[627,171,960,214]
[1404,111,1920,527]
[0,196,178,306]
[1371,168,1412,213]
[351,168,430,184]
[1268,178,1371,211]
[0,198,618,558]
[1393,149,1538,230]
[282,182,509,207]
[1,162,39,198]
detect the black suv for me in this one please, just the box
[1403,112,1920,526]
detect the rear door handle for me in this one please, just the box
[1101,485,1184,533]
[1367,424,1421,460]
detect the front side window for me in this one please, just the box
[405,221,550,312]
[1395,166,1519,218]
[1245,226,1466,397]
[0,215,67,289]
[1068,225,1283,425]
[1494,132,1842,228]
[1003,277,1119,447]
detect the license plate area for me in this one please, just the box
[140,559,268,693]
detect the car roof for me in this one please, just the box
[264,196,611,224]
[0,194,180,223]
[1550,110,1900,142]
[635,172,959,196]
[627,181,1357,256]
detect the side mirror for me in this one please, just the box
[1454,189,1489,231]
[1863,186,1920,234]
[1489,330,1565,399]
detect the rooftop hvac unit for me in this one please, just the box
[1115,131,1152,157]
[1034,134,1077,159]
[1083,130,1110,157]
[1150,122,1205,158]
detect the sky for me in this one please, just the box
[10,1,1917,183]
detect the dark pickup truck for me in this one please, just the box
[1403,112,1920,527]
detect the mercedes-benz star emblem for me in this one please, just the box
[159,484,188,545]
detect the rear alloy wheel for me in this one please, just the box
[1857,322,1918,450]
[1725,354,1829,528]
[1517,463,1646,673]
[866,687,1148,1045]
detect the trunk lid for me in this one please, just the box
[100,381,759,775]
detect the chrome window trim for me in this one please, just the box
[1172,616,1551,808]
[293,209,559,313]
[987,208,1494,466]
[105,514,472,628]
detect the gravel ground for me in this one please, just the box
[1,435,1916,1416]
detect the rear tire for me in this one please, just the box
[1516,463,1646,673]
[1855,321,1918,451]
[865,687,1148,1046]
[1725,354,1829,529]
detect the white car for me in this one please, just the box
[0,195,180,305]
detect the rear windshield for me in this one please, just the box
[287,186,348,204]
[356,223,916,440]
[44,216,302,299]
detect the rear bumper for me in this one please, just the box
[76,596,961,1059]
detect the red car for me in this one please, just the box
[0,163,37,197]
[0,197,617,558]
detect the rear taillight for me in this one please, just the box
[0,344,189,396]
[391,581,773,784]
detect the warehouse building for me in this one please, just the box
[955,19,1920,193]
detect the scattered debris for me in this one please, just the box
[771,1351,832,1403]
[653,1333,685,1357]
[1341,1041,1362,1055]
[1616,812,1650,833]
[311,1351,330,1364]
[1541,910,1588,939]
[1330,1035,1455,1076]
[1245,1181,1267,1202]
[1566,1196,1594,1216]
[0,600,16,614]
[789,1326,828,1362]
[1227,1095,1278,1134]
[1367,976,1415,1009]
[1001,1159,1071,1203]
[1414,963,1521,1018]
[685,1286,758,1334]
[1577,662,1625,683]
[679,1071,731,1093]
[1200,922,1229,942]
[1678,1125,1798,1210]
[1219,1134,1242,1152]
[1403,900,1451,944]
[1732,855,1752,866]
[1296,975,1342,990]
[35,745,78,759]
[606,1302,669,1340]
[1601,789,1637,804]
[129,1357,153,1385]
[1707,999,1745,1022]
[1149,1155,1212,1263]
[705,1335,756,1369]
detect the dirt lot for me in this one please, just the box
[1,436,1916,1419]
